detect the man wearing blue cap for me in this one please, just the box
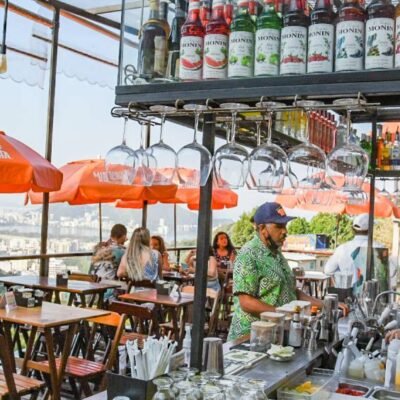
[228,202,323,340]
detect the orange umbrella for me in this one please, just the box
[27,159,177,205]
[276,179,394,217]
[116,168,238,210]
[0,131,63,193]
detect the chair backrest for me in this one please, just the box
[85,311,126,370]
[126,279,156,293]
[69,272,99,283]
[108,300,160,337]
[181,286,220,336]
[0,333,18,399]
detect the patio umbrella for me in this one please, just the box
[275,180,394,217]
[0,131,62,193]
[27,159,177,240]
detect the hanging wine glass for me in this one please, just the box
[248,108,288,193]
[392,179,400,207]
[326,108,369,195]
[105,116,138,185]
[213,103,249,189]
[288,102,327,190]
[379,178,391,199]
[177,104,212,187]
[147,105,178,185]
[133,121,157,186]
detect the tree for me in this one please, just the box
[230,209,256,246]
[308,213,354,248]
[374,218,393,250]
[287,217,310,234]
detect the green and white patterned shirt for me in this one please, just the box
[228,234,297,341]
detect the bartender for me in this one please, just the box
[228,202,324,341]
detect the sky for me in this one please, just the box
[0,0,387,223]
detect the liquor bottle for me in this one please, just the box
[360,133,372,159]
[203,0,230,79]
[335,0,366,72]
[395,2,400,67]
[307,0,335,73]
[167,0,186,80]
[137,0,169,80]
[377,123,384,169]
[392,127,400,170]
[249,0,260,22]
[179,0,205,81]
[228,0,255,78]
[280,0,309,75]
[288,306,303,348]
[254,0,282,76]
[200,0,212,27]
[365,0,395,70]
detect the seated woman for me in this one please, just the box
[212,231,237,270]
[184,247,220,292]
[118,227,162,282]
[151,235,170,272]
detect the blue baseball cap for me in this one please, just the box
[253,202,296,225]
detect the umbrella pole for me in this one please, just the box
[142,201,148,228]
[174,203,177,249]
[39,7,60,277]
[99,203,103,242]
[141,121,151,229]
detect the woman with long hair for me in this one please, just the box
[151,235,170,271]
[118,227,162,281]
[212,232,236,270]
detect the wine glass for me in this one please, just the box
[133,121,157,186]
[213,103,249,189]
[326,109,369,195]
[379,178,391,199]
[392,180,400,207]
[288,102,327,191]
[147,105,178,185]
[177,104,212,187]
[248,105,288,193]
[105,116,138,185]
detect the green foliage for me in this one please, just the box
[287,217,310,234]
[230,209,256,246]
[308,213,354,248]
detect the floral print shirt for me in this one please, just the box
[228,234,297,341]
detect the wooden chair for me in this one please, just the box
[108,300,160,346]
[37,311,126,399]
[160,286,221,337]
[67,272,100,308]
[0,333,45,400]
[126,279,156,293]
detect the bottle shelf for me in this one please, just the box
[115,69,400,108]
[372,170,400,178]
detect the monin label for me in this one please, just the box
[255,28,280,76]
[280,26,307,75]
[307,23,334,73]
[228,31,255,77]
[335,21,364,71]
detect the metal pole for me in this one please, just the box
[191,113,215,369]
[1,0,8,55]
[99,203,103,242]
[117,0,126,86]
[366,111,378,281]
[174,203,177,249]
[142,122,151,228]
[39,6,59,277]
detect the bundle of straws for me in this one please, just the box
[126,337,177,380]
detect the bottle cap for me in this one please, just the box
[311,306,319,314]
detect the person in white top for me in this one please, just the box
[324,214,388,289]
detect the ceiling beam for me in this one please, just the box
[0,0,53,27]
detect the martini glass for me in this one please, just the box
[177,104,212,187]
[133,121,157,186]
[147,105,178,185]
[105,116,138,185]
[288,105,327,191]
[213,103,250,189]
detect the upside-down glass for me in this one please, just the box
[326,109,369,195]
[249,107,288,193]
[147,105,178,185]
[105,117,138,185]
[288,102,327,190]
[214,103,249,189]
[152,376,176,400]
[134,122,157,186]
[177,104,212,187]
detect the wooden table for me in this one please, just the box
[118,289,194,347]
[0,302,109,400]
[0,275,120,308]
[296,271,331,299]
